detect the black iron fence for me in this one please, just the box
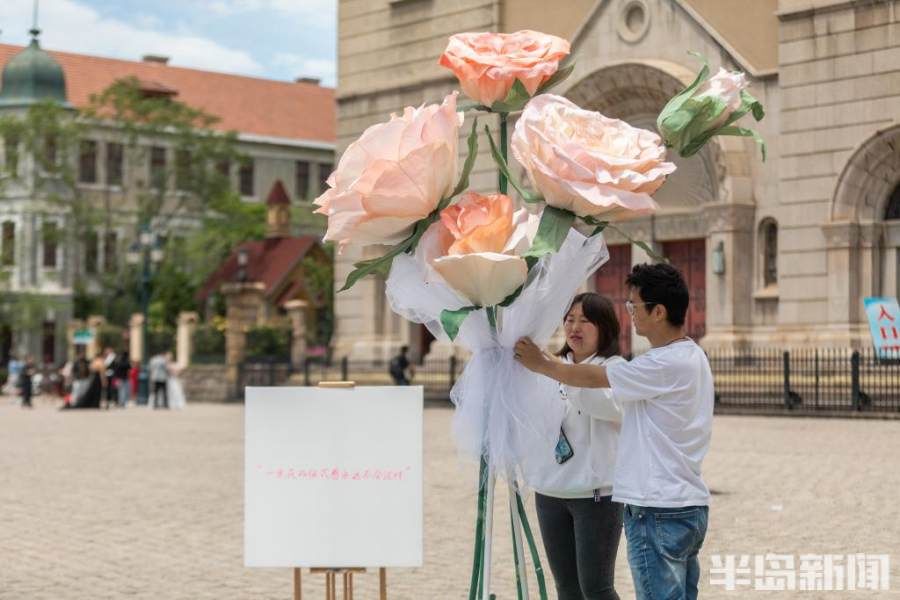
[234,355,462,401]
[301,356,462,401]
[234,348,900,415]
[709,347,900,414]
[235,358,294,399]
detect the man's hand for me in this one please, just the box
[514,337,551,374]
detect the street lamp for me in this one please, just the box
[127,223,164,406]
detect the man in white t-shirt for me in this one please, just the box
[515,263,714,600]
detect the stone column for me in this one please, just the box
[821,221,870,347]
[87,315,106,359]
[284,300,309,368]
[176,311,199,369]
[823,222,860,326]
[129,313,144,362]
[222,282,266,385]
[701,203,756,350]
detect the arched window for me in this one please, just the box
[759,219,778,287]
[884,183,900,220]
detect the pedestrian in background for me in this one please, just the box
[389,345,415,385]
[149,352,169,409]
[114,351,131,407]
[18,356,34,409]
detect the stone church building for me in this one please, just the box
[333,0,900,360]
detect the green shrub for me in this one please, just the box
[192,324,225,363]
[146,329,175,356]
[245,326,290,359]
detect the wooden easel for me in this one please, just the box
[289,381,388,600]
[293,567,387,600]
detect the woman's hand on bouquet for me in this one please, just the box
[514,337,551,374]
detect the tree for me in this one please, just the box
[301,246,335,347]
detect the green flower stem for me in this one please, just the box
[516,489,549,600]
[508,480,528,600]
[486,305,498,331]
[482,466,497,600]
[468,455,488,600]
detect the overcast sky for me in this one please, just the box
[0,0,337,86]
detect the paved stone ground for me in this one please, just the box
[1,395,899,599]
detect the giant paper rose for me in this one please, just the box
[438,31,570,107]
[418,192,537,307]
[511,94,676,219]
[314,92,464,249]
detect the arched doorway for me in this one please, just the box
[827,124,900,334]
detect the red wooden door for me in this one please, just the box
[661,239,706,341]
[594,244,633,356]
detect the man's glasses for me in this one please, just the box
[624,300,653,316]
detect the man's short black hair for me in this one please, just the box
[400,345,409,354]
[625,263,689,327]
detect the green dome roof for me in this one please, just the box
[0,30,70,108]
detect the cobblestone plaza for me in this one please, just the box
[1,399,899,599]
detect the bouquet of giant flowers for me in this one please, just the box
[315,31,764,599]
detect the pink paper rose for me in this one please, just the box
[314,93,464,249]
[511,94,676,219]
[438,30,570,107]
[418,192,537,307]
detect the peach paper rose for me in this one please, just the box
[418,192,537,307]
[314,93,464,250]
[438,31,570,107]
[511,94,676,219]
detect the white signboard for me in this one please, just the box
[244,386,423,568]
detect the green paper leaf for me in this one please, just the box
[523,206,575,259]
[490,79,531,113]
[536,61,575,95]
[579,215,609,239]
[441,306,479,340]
[716,125,767,162]
[679,96,728,154]
[657,52,710,134]
[458,101,490,113]
[484,125,542,204]
[450,118,480,200]
[340,257,387,292]
[337,214,435,292]
[741,89,765,121]
[498,283,525,307]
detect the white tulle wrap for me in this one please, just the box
[386,228,609,484]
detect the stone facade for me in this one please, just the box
[332,0,900,358]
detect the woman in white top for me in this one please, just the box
[534,293,625,600]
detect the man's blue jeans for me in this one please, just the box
[624,504,709,600]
